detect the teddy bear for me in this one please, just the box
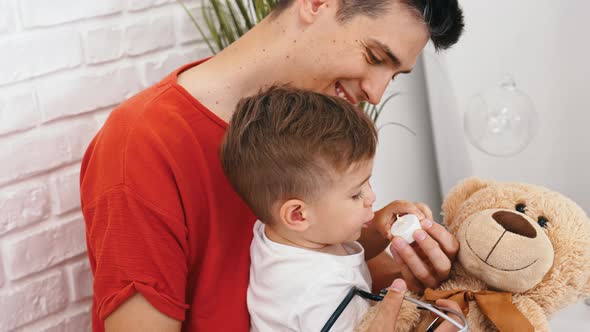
[359,177,590,332]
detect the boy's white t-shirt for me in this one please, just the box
[248,220,372,332]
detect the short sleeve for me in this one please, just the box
[83,185,189,321]
[294,274,371,332]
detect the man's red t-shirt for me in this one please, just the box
[80,59,257,331]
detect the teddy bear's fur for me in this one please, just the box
[360,177,590,332]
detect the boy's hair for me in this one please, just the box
[272,0,464,50]
[221,86,377,223]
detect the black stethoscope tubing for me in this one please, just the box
[320,287,468,332]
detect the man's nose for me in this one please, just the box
[361,69,394,105]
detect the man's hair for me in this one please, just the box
[221,86,377,223]
[272,0,464,50]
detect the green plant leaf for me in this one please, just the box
[235,0,254,29]
[202,4,223,52]
[176,0,217,54]
[210,0,236,45]
[226,0,245,36]
[374,92,401,123]
[253,0,266,22]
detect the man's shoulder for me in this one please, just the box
[106,59,221,140]
[81,76,221,204]
[102,81,222,151]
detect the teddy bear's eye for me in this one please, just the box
[515,203,527,213]
[537,216,549,228]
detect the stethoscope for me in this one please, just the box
[321,287,469,332]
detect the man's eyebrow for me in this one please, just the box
[368,38,404,69]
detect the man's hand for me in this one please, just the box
[361,200,458,292]
[388,204,459,292]
[365,279,407,332]
[365,280,464,332]
[432,299,464,332]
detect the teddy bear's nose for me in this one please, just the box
[492,211,537,238]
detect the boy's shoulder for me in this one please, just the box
[249,222,372,331]
[250,221,369,290]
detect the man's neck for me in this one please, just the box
[177,15,305,122]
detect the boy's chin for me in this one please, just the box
[351,231,363,242]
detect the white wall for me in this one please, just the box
[373,58,443,220]
[430,1,590,209]
[424,1,590,328]
[0,0,209,330]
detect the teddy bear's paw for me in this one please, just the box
[393,297,419,332]
[354,305,377,332]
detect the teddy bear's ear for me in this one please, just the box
[584,277,590,298]
[441,177,490,226]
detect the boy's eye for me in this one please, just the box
[352,191,364,200]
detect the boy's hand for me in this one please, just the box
[372,200,431,241]
[374,201,459,293]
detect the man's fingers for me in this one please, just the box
[390,248,423,292]
[382,279,406,313]
[369,279,407,331]
[390,239,435,289]
[434,299,463,332]
[420,219,459,260]
[412,229,452,280]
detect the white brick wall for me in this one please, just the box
[0,0,16,34]
[0,30,82,85]
[0,90,40,135]
[0,272,68,331]
[19,0,124,28]
[0,0,210,330]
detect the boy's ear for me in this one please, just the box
[298,0,332,24]
[279,199,310,231]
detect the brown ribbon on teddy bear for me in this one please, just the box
[424,289,534,332]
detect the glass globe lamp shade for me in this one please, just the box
[464,76,538,157]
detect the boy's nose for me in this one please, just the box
[364,189,376,207]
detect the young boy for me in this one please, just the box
[221,86,459,331]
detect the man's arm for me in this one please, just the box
[105,293,181,332]
[367,251,401,293]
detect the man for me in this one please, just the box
[80,0,464,331]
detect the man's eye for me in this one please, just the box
[365,49,383,65]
